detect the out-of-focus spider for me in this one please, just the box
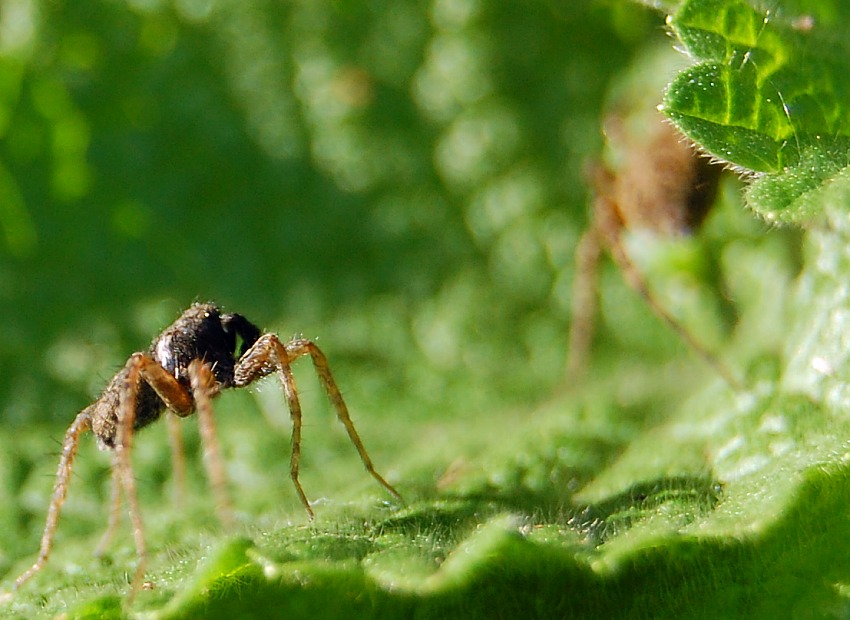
[566,109,741,389]
[7,303,402,595]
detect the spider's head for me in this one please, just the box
[220,311,262,358]
[151,303,262,387]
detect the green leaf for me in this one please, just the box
[663,0,850,223]
[8,1,850,618]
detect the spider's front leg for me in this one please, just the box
[112,354,233,595]
[234,334,402,518]
[112,354,179,595]
[187,359,235,527]
[95,356,197,562]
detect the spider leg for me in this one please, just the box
[73,353,199,596]
[235,334,401,518]
[279,355,312,518]
[116,354,151,597]
[235,335,313,518]
[94,464,122,558]
[605,223,742,390]
[595,194,742,390]
[566,227,603,384]
[11,409,92,592]
[138,357,195,514]
[135,356,195,415]
[283,338,403,503]
[165,413,187,511]
[95,350,242,599]
[188,359,234,527]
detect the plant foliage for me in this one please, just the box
[2,0,850,618]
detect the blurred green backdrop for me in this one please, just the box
[0,1,828,616]
[0,0,659,427]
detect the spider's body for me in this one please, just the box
[8,303,401,597]
[149,304,261,390]
[92,304,262,448]
[566,113,738,388]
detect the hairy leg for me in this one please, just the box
[165,413,187,511]
[10,410,93,592]
[94,465,122,558]
[188,360,234,527]
[116,354,150,598]
[566,228,603,384]
[234,334,402,517]
[283,338,402,502]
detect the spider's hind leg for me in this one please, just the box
[10,410,93,592]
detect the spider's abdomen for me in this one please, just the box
[90,364,166,450]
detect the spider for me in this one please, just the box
[566,110,741,389]
[8,303,402,595]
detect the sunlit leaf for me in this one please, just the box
[664,0,850,223]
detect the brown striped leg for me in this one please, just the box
[11,410,93,591]
[188,360,234,528]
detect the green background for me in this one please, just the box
[3,0,845,618]
[0,0,646,425]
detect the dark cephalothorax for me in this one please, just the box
[93,304,263,448]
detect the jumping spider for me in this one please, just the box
[566,109,740,389]
[8,303,402,595]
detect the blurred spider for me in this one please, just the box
[566,111,740,389]
[8,303,402,595]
